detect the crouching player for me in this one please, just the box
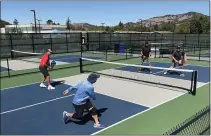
[62,73,105,128]
[164,45,187,77]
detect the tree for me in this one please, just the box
[189,14,209,33]
[175,22,189,33]
[66,17,71,32]
[105,26,110,32]
[160,22,174,32]
[154,24,159,31]
[118,21,124,29]
[46,19,53,25]
[13,19,19,33]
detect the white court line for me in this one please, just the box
[91,81,210,135]
[0,94,75,115]
[154,61,210,68]
[1,82,41,91]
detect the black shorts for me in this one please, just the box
[172,59,183,66]
[39,66,49,76]
[73,99,94,116]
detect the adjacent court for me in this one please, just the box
[1,60,209,135]
[0,54,103,72]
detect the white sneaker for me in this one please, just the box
[180,74,185,77]
[40,83,46,88]
[48,85,55,90]
[164,72,167,75]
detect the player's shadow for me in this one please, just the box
[51,80,65,87]
[168,71,181,75]
[65,108,108,125]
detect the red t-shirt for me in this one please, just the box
[40,53,50,67]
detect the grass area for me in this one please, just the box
[97,83,210,135]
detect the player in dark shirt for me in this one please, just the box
[164,45,187,77]
[139,41,152,73]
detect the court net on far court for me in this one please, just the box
[80,57,198,95]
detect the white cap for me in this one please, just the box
[47,49,52,52]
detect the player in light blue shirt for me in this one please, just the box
[62,73,105,129]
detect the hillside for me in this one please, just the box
[136,12,208,27]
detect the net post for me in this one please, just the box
[192,70,198,96]
[7,58,11,77]
[79,57,83,73]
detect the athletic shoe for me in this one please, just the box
[40,83,46,88]
[149,71,152,74]
[164,72,167,75]
[94,123,105,128]
[48,85,55,90]
[180,74,185,77]
[63,111,69,123]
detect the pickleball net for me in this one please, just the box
[80,57,198,95]
[11,50,44,63]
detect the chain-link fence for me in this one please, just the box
[0,33,82,59]
[85,32,210,62]
[164,105,210,135]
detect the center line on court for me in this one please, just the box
[1,94,75,115]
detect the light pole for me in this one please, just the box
[30,10,37,33]
[36,19,42,33]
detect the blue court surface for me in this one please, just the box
[1,82,148,135]
[51,55,103,63]
[116,62,210,83]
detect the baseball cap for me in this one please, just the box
[87,73,100,82]
[176,45,181,49]
[47,49,53,52]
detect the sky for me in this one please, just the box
[1,1,210,26]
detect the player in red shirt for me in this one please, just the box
[39,49,55,90]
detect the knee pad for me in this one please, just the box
[89,107,98,116]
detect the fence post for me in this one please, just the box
[65,33,68,52]
[50,33,53,51]
[9,34,14,59]
[172,33,174,50]
[31,33,35,53]
[7,58,11,77]
[99,33,101,51]
[184,34,187,52]
[198,34,201,61]
[87,32,90,51]
[80,32,83,58]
